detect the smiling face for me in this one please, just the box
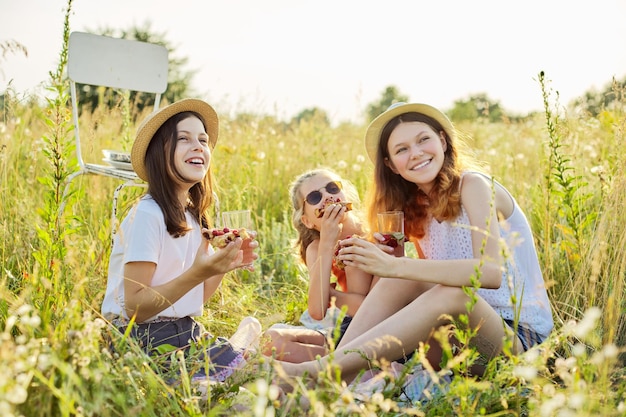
[173,115,211,187]
[385,121,447,194]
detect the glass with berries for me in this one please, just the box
[220,209,255,270]
[377,211,405,257]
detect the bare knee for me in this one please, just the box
[428,285,473,316]
[262,328,288,356]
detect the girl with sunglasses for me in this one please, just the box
[277,103,553,389]
[262,168,377,362]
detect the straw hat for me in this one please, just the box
[131,98,218,181]
[364,102,455,162]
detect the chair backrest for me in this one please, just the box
[67,31,168,168]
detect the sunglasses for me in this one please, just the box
[304,181,343,205]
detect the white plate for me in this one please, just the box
[103,159,134,171]
[102,149,131,163]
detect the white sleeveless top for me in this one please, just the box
[418,172,553,338]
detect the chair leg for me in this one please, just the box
[111,181,147,243]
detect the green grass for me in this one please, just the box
[1,10,626,417]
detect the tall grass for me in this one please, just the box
[1,7,625,417]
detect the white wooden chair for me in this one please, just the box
[60,31,168,225]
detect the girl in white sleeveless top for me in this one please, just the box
[278,102,553,384]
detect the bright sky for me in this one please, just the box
[2,0,626,124]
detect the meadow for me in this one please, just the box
[1,17,626,417]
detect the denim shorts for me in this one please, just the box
[319,315,352,346]
[116,316,244,382]
[503,319,545,351]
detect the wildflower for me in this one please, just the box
[16,304,32,316]
[513,365,537,381]
[356,154,365,163]
[571,343,586,357]
[6,384,28,404]
[539,392,566,417]
[573,307,601,339]
[567,393,585,410]
[337,160,347,169]
[583,144,598,159]
[590,343,619,365]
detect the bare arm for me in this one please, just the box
[306,205,345,320]
[203,232,258,302]
[124,236,255,322]
[338,173,504,288]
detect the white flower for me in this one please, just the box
[573,307,601,339]
[602,343,619,359]
[16,305,31,316]
[539,392,566,417]
[6,385,28,404]
[571,343,586,357]
[567,393,585,409]
[513,365,537,380]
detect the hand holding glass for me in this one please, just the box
[377,211,405,257]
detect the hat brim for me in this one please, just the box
[364,103,455,162]
[131,98,218,181]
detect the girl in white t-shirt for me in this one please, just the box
[101,98,258,382]
[278,102,553,385]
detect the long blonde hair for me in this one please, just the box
[289,168,361,263]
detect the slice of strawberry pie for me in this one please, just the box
[333,234,362,269]
[314,198,353,218]
[203,227,250,249]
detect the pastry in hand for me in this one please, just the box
[203,227,250,249]
[315,199,353,218]
[333,234,361,269]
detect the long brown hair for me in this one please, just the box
[366,112,466,240]
[144,111,215,237]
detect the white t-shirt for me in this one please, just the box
[418,172,554,338]
[101,195,212,322]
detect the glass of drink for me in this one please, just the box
[221,209,255,270]
[377,210,405,257]
[221,209,253,230]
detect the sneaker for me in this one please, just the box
[228,316,262,355]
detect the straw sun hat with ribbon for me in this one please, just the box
[364,102,456,163]
[131,98,219,181]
